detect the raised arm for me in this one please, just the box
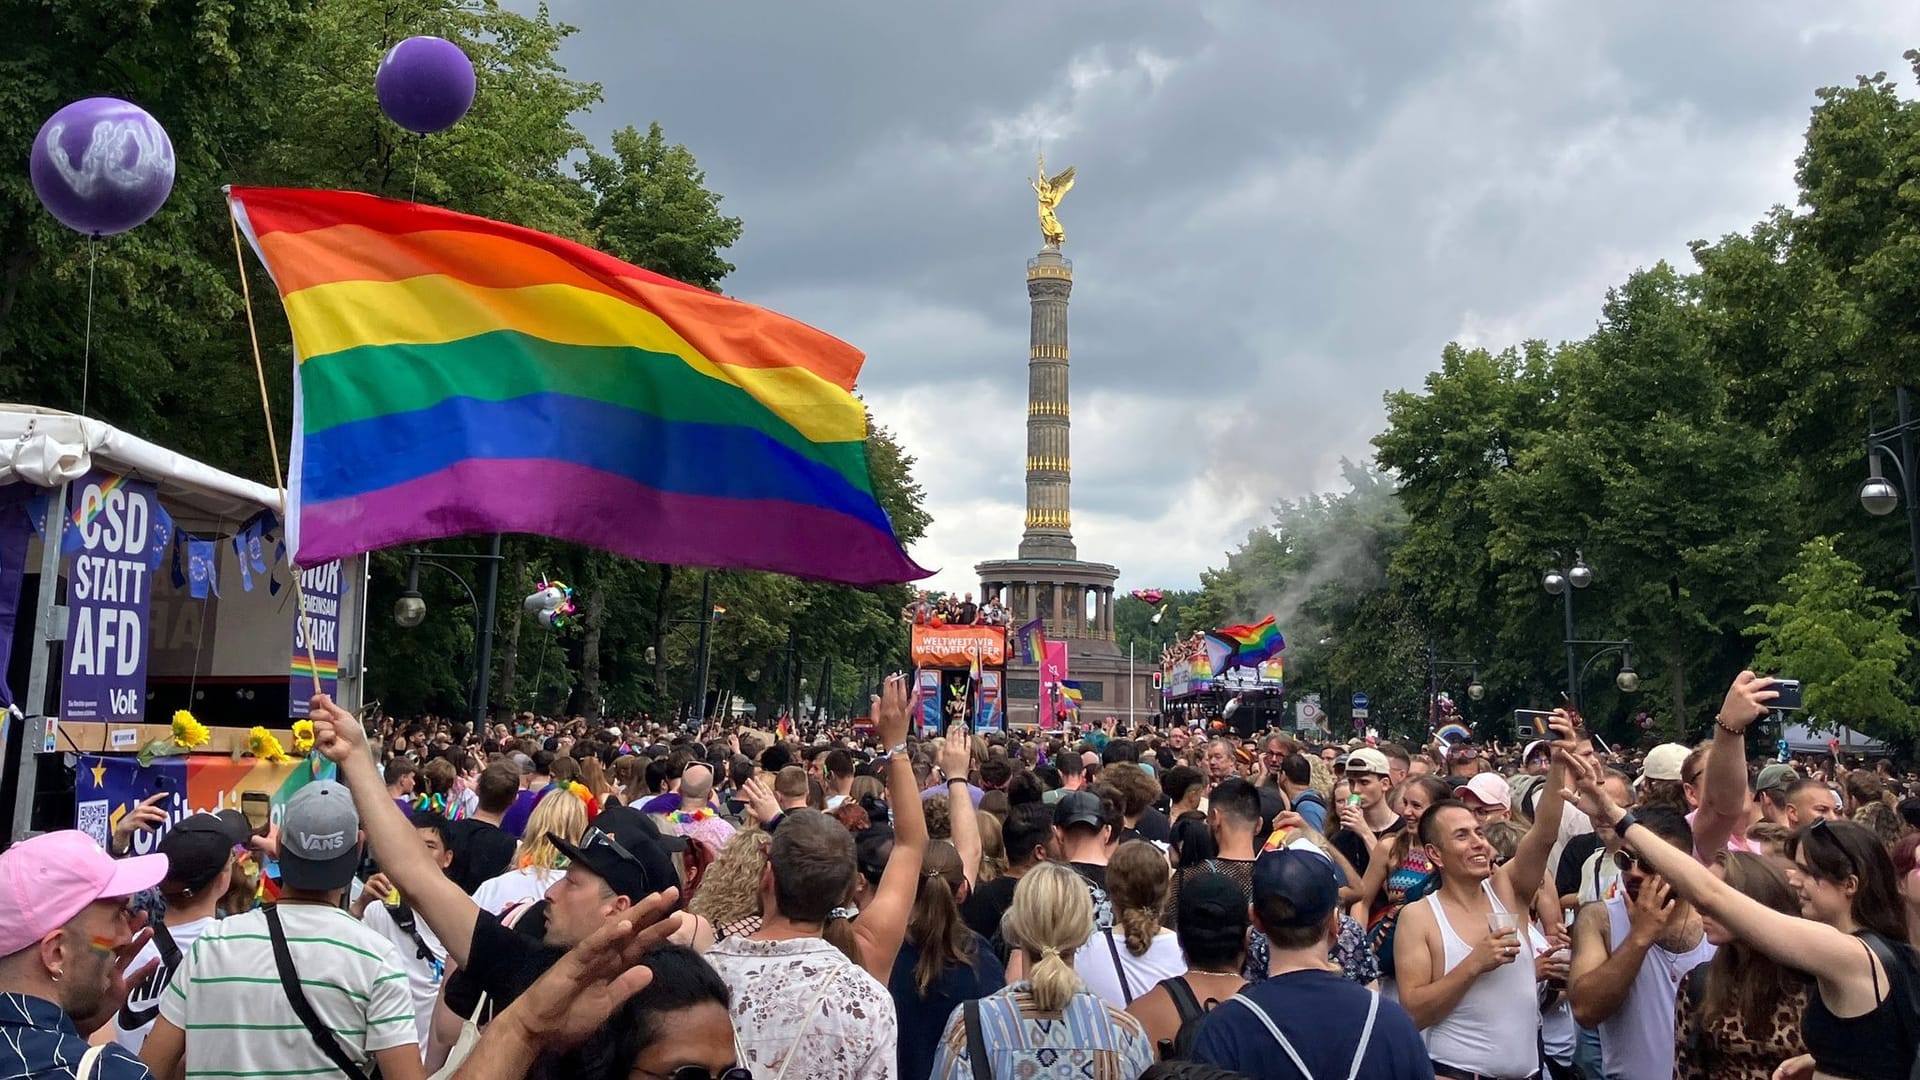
[853,675,926,981]
[1562,752,1883,999]
[940,726,982,889]
[1500,716,1576,903]
[1694,673,1775,859]
[310,693,480,966]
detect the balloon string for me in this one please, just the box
[80,238,96,417]
[411,135,422,203]
[227,199,323,695]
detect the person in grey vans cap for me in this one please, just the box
[141,782,425,1080]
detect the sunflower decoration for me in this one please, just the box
[291,719,316,755]
[139,710,211,766]
[247,726,293,764]
[171,710,211,749]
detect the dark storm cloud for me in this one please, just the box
[515,0,1920,587]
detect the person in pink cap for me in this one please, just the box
[0,829,168,1080]
[1455,774,1513,825]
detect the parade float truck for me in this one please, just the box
[1159,634,1286,737]
[0,406,370,846]
[908,623,1007,735]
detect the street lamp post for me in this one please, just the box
[1574,640,1640,696]
[392,534,504,729]
[1859,387,1920,619]
[1542,554,1594,703]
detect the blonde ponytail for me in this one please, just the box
[1003,862,1092,1013]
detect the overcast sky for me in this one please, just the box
[517,1,1920,592]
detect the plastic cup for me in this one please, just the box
[1487,912,1520,935]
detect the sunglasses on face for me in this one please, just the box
[638,1068,752,1080]
[1612,850,1655,874]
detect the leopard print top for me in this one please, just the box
[1673,970,1809,1080]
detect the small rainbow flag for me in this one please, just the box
[1217,616,1284,668]
[1015,618,1049,665]
[1060,680,1083,708]
[228,187,929,586]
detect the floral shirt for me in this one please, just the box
[1242,914,1380,986]
[706,935,897,1080]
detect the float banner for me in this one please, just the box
[62,472,161,723]
[0,483,43,708]
[73,752,320,854]
[910,624,1006,669]
[290,560,344,718]
[976,671,1004,732]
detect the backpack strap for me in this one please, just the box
[264,905,372,1080]
[1102,929,1135,1004]
[150,920,182,972]
[1344,990,1380,1080]
[963,999,993,1080]
[1226,994,1314,1079]
[1159,976,1203,1025]
[75,1045,105,1080]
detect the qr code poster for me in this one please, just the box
[76,799,110,848]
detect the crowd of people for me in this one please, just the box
[7,670,1920,1079]
[903,591,1007,627]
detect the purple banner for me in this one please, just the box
[62,471,159,722]
[289,560,343,718]
[0,483,43,708]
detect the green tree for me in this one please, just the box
[581,122,743,290]
[1746,535,1920,739]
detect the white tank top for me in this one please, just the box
[1597,892,1715,1080]
[1420,879,1542,1078]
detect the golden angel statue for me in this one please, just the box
[1030,153,1076,248]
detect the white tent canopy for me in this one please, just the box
[0,403,281,525]
[1781,720,1889,756]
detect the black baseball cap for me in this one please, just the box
[159,811,250,894]
[549,806,677,904]
[1251,848,1340,928]
[1178,871,1248,929]
[1053,790,1107,830]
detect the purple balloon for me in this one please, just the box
[30,98,176,237]
[376,36,476,135]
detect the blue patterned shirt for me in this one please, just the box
[0,993,152,1080]
[931,982,1154,1080]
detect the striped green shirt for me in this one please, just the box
[159,904,416,1078]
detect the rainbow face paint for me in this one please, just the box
[86,934,118,954]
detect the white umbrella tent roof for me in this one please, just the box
[0,404,280,526]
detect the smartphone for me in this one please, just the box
[1514,710,1554,737]
[241,791,271,836]
[1771,678,1804,711]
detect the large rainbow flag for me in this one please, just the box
[227,187,929,585]
[1217,615,1285,668]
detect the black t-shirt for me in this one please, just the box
[1556,831,1604,899]
[961,874,1020,942]
[447,819,518,895]
[443,903,562,1019]
[1331,818,1405,879]
[1135,806,1172,844]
